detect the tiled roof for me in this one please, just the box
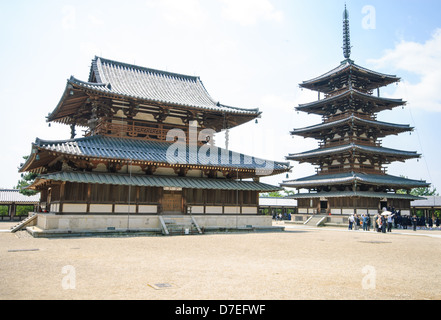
[300,60,400,90]
[286,191,424,201]
[68,56,259,115]
[31,172,282,192]
[296,88,405,114]
[411,196,441,208]
[0,189,39,204]
[23,135,290,173]
[291,115,413,137]
[281,172,429,189]
[286,143,420,161]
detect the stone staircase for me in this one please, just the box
[159,216,203,236]
[10,214,38,233]
[304,215,327,227]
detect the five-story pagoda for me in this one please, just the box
[281,6,429,216]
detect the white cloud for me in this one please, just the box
[61,5,76,30]
[219,0,283,26]
[146,0,207,25]
[368,28,441,112]
[88,14,104,26]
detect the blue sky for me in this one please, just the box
[1,0,440,193]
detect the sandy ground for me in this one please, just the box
[0,221,440,300]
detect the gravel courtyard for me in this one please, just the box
[1,221,440,300]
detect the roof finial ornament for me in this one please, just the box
[342,3,352,61]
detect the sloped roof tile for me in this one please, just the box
[31,172,282,192]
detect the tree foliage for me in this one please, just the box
[397,176,438,197]
[16,156,39,196]
[261,189,295,198]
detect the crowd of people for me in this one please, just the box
[273,212,292,221]
[348,208,441,233]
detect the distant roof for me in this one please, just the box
[20,135,290,175]
[281,172,429,189]
[411,196,441,208]
[30,172,282,192]
[296,88,405,115]
[300,60,400,93]
[286,191,424,201]
[0,189,39,204]
[286,143,421,162]
[291,115,413,138]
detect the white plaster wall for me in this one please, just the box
[89,204,113,213]
[205,206,223,214]
[224,206,240,214]
[242,207,258,214]
[63,204,87,213]
[138,205,158,214]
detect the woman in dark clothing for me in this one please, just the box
[412,215,418,231]
[402,216,408,229]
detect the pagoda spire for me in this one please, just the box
[342,4,352,60]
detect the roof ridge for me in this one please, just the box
[69,76,108,87]
[301,60,400,87]
[94,56,201,82]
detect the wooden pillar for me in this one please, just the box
[136,186,140,214]
[59,182,66,213]
[158,188,164,214]
[86,184,92,213]
[8,204,12,220]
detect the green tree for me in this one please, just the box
[267,191,284,198]
[16,156,39,196]
[261,189,295,198]
[409,186,438,197]
[397,176,438,197]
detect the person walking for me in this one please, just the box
[402,216,408,229]
[428,216,433,230]
[387,213,394,232]
[380,216,387,233]
[348,214,354,230]
[362,214,368,231]
[412,215,418,231]
[354,214,360,230]
[376,214,382,233]
[435,216,440,229]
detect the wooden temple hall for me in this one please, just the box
[281,6,430,216]
[19,56,290,236]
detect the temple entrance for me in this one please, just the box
[320,200,328,214]
[162,191,183,214]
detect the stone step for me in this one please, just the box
[10,214,37,233]
[304,215,327,227]
[160,216,203,235]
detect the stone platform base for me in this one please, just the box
[26,213,283,237]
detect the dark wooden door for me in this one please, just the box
[162,192,183,214]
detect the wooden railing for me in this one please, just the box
[85,121,198,142]
[319,138,382,149]
[317,166,387,176]
[323,112,376,123]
